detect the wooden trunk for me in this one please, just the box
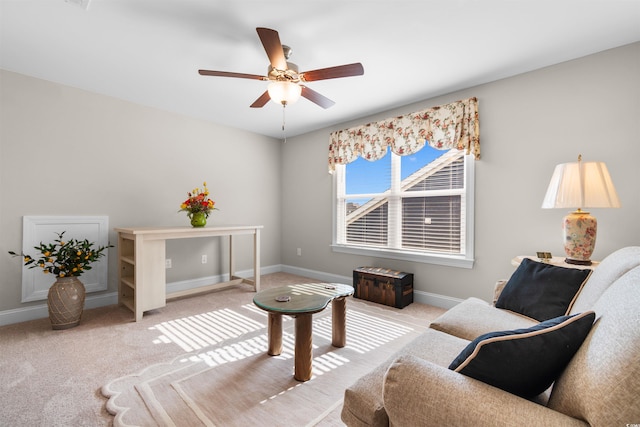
[353,267,413,309]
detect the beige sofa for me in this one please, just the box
[341,247,640,427]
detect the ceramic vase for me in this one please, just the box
[190,212,207,227]
[48,276,86,330]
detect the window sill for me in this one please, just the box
[330,244,475,269]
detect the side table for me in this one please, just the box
[253,283,354,382]
[511,256,599,270]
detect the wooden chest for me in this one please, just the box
[353,267,414,309]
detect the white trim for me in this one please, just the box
[330,243,474,268]
[0,263,461,326]
[414,290,463,310]
[281,265,352,285]
[280,264,464,308]
[0,265,282,325]
[0,291,118,326]
[165,264,282,295]
[463,154,475,262]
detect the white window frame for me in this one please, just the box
[331,153,475,268]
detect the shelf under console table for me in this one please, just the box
[115,225,262,321]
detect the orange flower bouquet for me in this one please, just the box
[179,182,218,224]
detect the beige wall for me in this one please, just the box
[0,70,282,312]
[2,42,638,319]
[281,42,640,303]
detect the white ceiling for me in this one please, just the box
[2,1,639,139]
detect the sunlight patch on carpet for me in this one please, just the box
[149,306,266,352]
[316,309,416,354]
[103,300,428,427]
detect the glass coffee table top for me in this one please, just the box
[253,283,354,315]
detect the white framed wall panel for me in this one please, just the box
[21,216,109,302]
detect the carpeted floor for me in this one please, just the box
[0,272,445,426]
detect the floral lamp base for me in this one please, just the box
[563,210,597,265]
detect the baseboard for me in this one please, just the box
[281,265,352,285]
[414,291,463,310]
[165,264,282,295]
[0,264,461,326]
[280,265,463,309]
[0,265,282,326]
[0,292,118,327]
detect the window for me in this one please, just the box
[332,145,474,268]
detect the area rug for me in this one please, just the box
[101,296,430,427]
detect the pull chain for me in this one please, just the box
[281,102,287,143]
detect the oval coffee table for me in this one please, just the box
[253,283,354,381]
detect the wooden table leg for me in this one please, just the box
[294,314,313,381]
[268,313,282,356]
[253,228,260,292]
[332,296,347,347]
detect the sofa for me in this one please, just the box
[341,246,640,427]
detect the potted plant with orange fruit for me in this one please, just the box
[9,231,111,329]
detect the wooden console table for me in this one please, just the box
[115,225,262,321]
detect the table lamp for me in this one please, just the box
[541,155,620,265]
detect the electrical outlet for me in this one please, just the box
[165,259,172,269]
[201,254,207,264]
[296,248,302,256]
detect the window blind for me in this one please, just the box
[341,150,466,254]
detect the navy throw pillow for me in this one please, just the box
[495,258,592,321]
[448,311,595,398]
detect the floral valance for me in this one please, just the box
[328,97,480,172]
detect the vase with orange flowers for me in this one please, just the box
[179,181,218,227]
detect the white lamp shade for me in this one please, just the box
[541,160,620,209]
[267,81,302,105]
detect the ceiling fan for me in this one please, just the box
[198,27,364,109]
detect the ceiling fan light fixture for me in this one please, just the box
[267,81,302,105]
[198,27,363,110]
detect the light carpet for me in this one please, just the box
[102,294,434,426]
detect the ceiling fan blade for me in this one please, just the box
[250,91,271,108]
[256,27,287,70]
[300,63,364,82]
[198,70,266,80]
[301,86,335,109]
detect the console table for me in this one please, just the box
[115,225,262,321]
